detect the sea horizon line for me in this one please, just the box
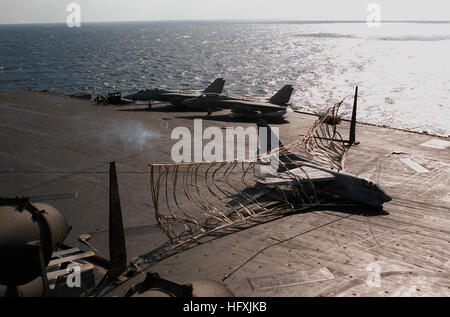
[1,19,450,26]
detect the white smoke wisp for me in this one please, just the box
[102,121,160,152]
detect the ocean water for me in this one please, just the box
[0,21,449,136]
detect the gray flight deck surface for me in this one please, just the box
[0,90,449,296]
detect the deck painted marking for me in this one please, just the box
[443,193,450,203]
[47,263,94,281]
[0,123,55,138]
[52,248,81,257]
[400,158,430,173]
[420,139,450,150]
[48,251,94,267]
[0,103,71,120]
[29,192,78,203]
[248,267,334,290]
[391,285,417,297]
[0,103,102,126]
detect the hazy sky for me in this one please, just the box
[1,0,449,24]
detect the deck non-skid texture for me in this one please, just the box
[0,91,448,296]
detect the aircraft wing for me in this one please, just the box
[124,89,170,101]
[257,167,336,186]
[221,100,286,112]
[161,92,199,97]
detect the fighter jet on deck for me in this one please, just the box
[181,85,294,117]
[123,78,225,105]
[255,119,392,209]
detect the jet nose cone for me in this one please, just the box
[375,184,392,203]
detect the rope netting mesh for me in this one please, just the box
[149,101,351,246]
[283,100,348,170]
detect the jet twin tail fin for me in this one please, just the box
[203,78,225,94]
[269,85,294,105]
